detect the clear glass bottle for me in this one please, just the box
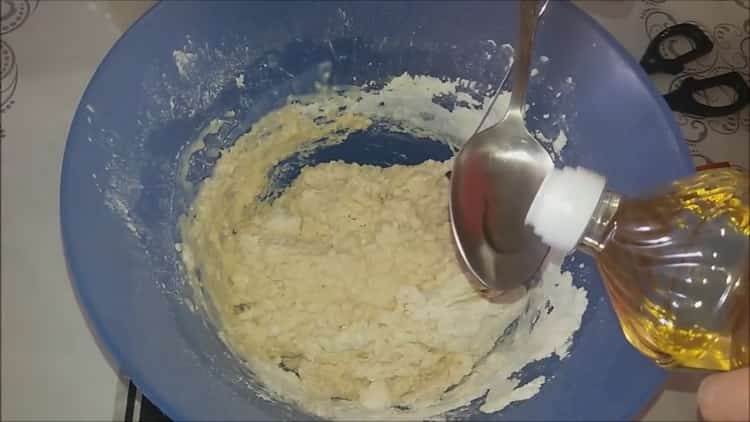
[526,167,749,371]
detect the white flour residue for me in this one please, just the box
[235,73,246,89]
[173,50,198,79]
[552,130,568,157]
[351,74,507,145]
[347,72,569,152]
[105,194,139,236]
[86,112,145,240]
[481,376,545,413]
[142,36,277,126]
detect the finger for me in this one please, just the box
[698,368,750,422]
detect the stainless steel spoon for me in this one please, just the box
[449,0,553,299]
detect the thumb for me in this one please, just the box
[698,368,749,422]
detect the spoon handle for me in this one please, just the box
[507,0,540,116]
[473,0,548,135]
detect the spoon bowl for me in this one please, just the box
[450,0,552,296]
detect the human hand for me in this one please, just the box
[697,367,749,421]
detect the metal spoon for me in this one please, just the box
[449,0,553,299]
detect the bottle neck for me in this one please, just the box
[578,189,622,256]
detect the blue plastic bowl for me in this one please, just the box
[61,1,693,420]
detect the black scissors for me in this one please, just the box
[640,23,750,118]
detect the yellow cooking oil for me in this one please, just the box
[595,168,749,370]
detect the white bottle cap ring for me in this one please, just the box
[525,166,607,253]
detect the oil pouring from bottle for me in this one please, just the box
[525,167,749,371]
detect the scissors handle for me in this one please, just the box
[664,72,750,117]
[641,23,713,75]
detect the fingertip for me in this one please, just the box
[697,369,750,422]
[697,373,719,415]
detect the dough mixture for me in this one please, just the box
[178,78,586,419]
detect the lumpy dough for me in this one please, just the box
[179,101,512,416]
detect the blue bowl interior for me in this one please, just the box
[61,1,693,420]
